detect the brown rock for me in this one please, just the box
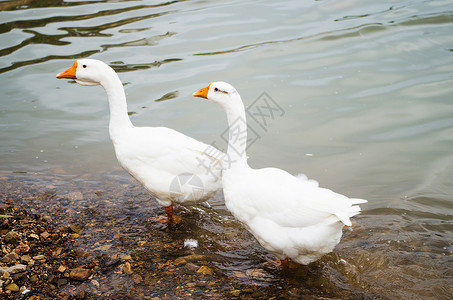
[123,262,133,275]
[40,231,50,239]
[197,266,213,275]
[5,252,19,261]
[20,255,31,262]
[69,223,84,233]
[5,283,19,292]
[33,255,45,261]
[69,268,92,281]
[58,265,67,273]
[3,231,18,244]
[131,273,142,284]
[13,244,30,255]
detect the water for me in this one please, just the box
[1,0,453,298]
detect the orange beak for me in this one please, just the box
[192,83,211,99]
[56,61,77,79]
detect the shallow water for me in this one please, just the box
[1,0,453,298]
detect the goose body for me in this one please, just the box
[57,59,222,222]
[193,82,366,264]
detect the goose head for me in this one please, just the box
[56,59,115,86]
[192,81,241,111]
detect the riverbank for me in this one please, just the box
[1,172,451,299]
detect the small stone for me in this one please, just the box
[33,255,45,261]
[69,268,92,281]
[20,255,31,262]
[137,241,146,247]
[197,266,213,275]
[230,289,241,297]
[66,191,84,201]
[5,283,19,292]
[58,265,67,273]
[91,279,100,287]
[7,264,27,274]
[28,296,40,300]
[94,244,112,251]
[69,223,84,233]
[123,262,133,275]
[120,254,132,260]
[5,252,19,261]
[3,231,18,244]
[42,215,52,222]
[185,263,199,272]
[40,231,50,239]
[174,257,187,266]
[13,244,30,255]
[2,271,10,278]
[29,233,39,240]
[70,233,80,239]
[131,273,142,284]
[30,275,38,282]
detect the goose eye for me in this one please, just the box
[83,65,87,68]
[214,88,219,92]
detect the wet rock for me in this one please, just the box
[70,233,80,239]
[13,244,30,255]
[58,265,67,273]
[69,268,92,281]
[5,282,19,292]
[29,233,39,240]
[40,231,51,239]
[3,231,18,244]
[7,263,27,275]
[197,266,213,275]
[123,262,133,275]
[120,254,132,260]
[94,244,112,251]
[185,263,199,272]
[69,223,84,233]
[65,191,84,201]
[33,255,46,262]
[131,273,142,284]
[20,255,31,262]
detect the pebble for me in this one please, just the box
[123,262,133,275]
[33,255,45,261]
[65,191,84,201]
[94,244,112,251]
[40,231,51,239]
[4,252,19,262]
[131,273,142,284]
[69,223,84,233]
[197,266,213,276]
[20,255,31,262]
[69,268,92,281]
[29,233,39,240]
[5,282,20,292]
[58,265,67,273]
[3,231,18,244]
[7,264,27,275]
[13,244,30,255]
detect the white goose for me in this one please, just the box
[193,82,367,265]
[56,59,223,223]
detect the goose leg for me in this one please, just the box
[149,204,182,224]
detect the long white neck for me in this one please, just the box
[223,93,248,167]
[100,72,133,139]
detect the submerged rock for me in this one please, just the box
[69,268,92,281]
